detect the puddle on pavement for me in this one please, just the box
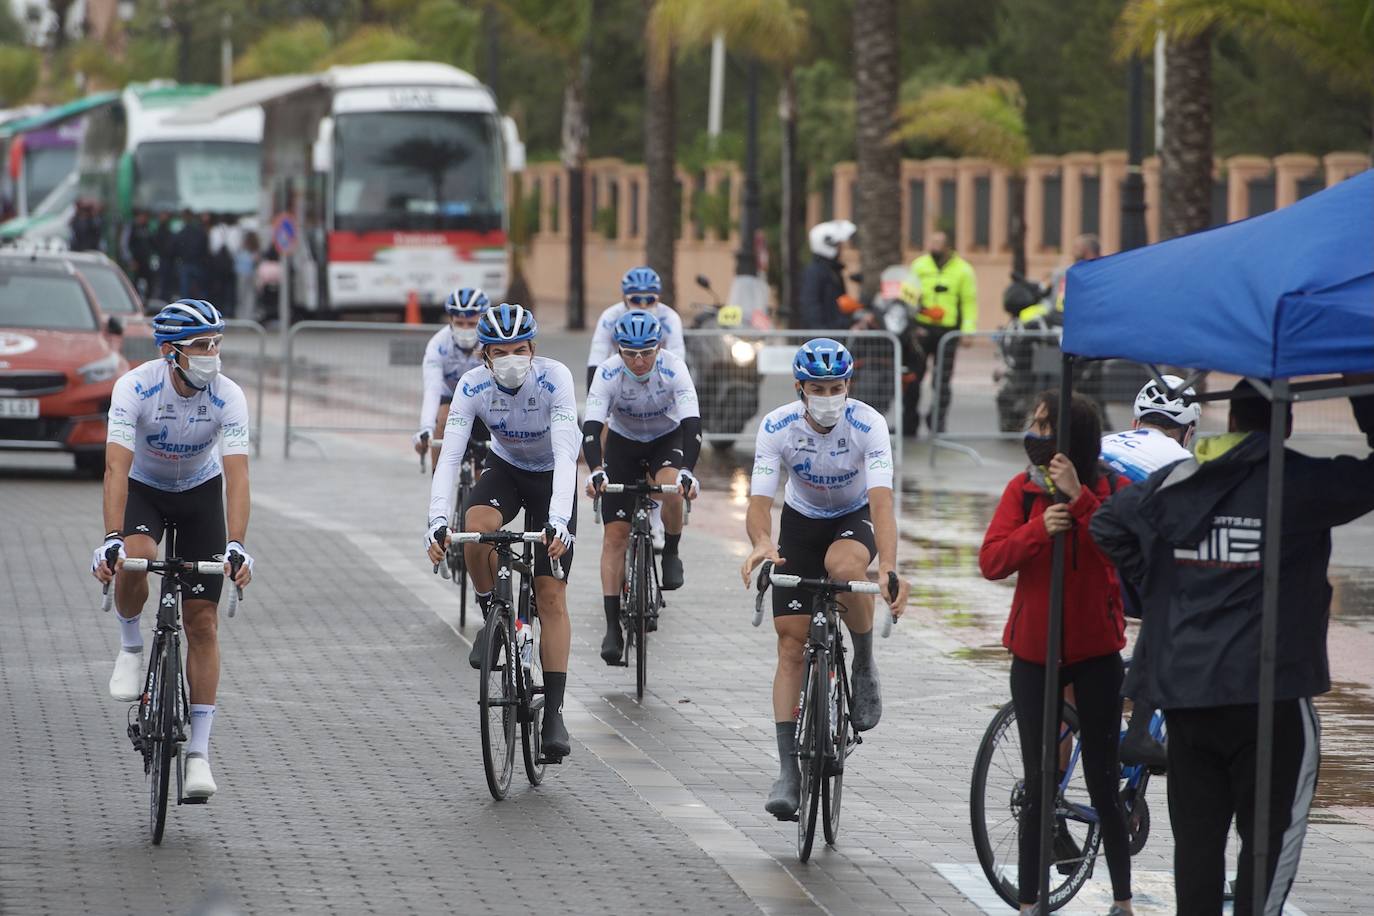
[1313,680,1374,814]
[948,644,1011,665]
[1331,566,1374,627]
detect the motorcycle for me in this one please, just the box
[847,264,913,416]
[685,274,766,450]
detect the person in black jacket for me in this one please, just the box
[1091,376,1374,916]
[797,219,856,330]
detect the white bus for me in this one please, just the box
[168,61,521,316]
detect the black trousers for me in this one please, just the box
[1164,700,1319,916]
[909,324,958,435]
[1010,653,1132,905]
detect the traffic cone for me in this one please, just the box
[404,290,421,325]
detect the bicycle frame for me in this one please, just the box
[1057,708,1166,826]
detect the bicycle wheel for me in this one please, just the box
[970,701,1098,911]
[520,603,546,786]
[450,477,470,628]
[821,654,850,846]
[479,606,516,800]
[632,536,649,701]
[796,651,826,862]
[149,637,177,844]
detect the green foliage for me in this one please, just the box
[320,25,423,67]
[895,77,1030,168]
[593,205,618,238]
[407,1,480,70]
[795,59,854,190]
[234,19,333,79]
[691,185,733,240]
[0,46,40,105]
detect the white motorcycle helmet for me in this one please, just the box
[809,219,856,259]
[1134,375,1202,427]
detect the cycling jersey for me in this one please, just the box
[106,359,251,493]
[586,302,686,367]
[585,350,699,442]
[429,356,580,528]
[750,398,893,519]
[419,327,484,431]
[1100,427,1190,482]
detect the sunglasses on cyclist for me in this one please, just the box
[174,334,224,355]
[619,346,657,361]
[626,293,659,307]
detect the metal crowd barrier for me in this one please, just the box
[927,329,1368,467]
[222,318,266,457]
[681,327,904,492]
[283,321,436,457]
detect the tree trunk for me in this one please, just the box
[779,70,803,326]
[1009,173,1027,278]
[49,0,75,50]
[853,0,901,303]
[1160,29,1213,240]
[562,72,588,330]
[644,20,677,308]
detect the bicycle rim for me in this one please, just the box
[822,659,849,846]
[796,654,823,862]
[479,609,516,800]
[149,640,176,844]
[453,479,469,627]
[521,609,546,786]
[634,538,649,701]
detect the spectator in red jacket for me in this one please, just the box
[979,390,1134,914]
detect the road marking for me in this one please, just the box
[254,492,828,916]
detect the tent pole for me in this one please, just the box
[1252,378,1289,913]
[1037,355,1075,906]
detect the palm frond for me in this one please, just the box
[893,77,1030,169]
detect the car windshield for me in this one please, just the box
[132,140,261,214]
[25,145,77,209]
[333,110,503,232]
[72,263,139,314]
[0,272,97,331]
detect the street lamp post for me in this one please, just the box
[1121,55,1148,251]
[734,58,761,277]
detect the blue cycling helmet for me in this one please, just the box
[476,302,537,345]
[621,266,662,297]
[444,287,489,316]
[793,338,854,381]
[612,309,662,349]
[152,298,225,345]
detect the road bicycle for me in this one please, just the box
[753,560,893,862]
[969,659,1165,910]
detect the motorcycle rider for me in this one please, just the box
[900,231,977,437]
[798,219,859,331]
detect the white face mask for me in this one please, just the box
[806,393,846,428]
[173,352,220,389]
[451,326,478,350]
[490,353,533,389]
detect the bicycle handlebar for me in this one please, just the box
[225,552,245,617]
[752,561,895,637]
[120,558,225,576]
[441,527,565,580]
[419,431,430,473]
[602,482,680,494]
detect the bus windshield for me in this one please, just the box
[333,110,503,233]
[132,140,261,214]
[25,145,77,210]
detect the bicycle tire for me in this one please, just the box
[822,652,850,846]
[451,476,470,628]
[633,535,649,701]
[796,651,825,862]
[149,636,176,844]
[520,584,546,786]
[479,606,516,800]
[970,700,1098,911]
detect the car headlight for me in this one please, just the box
[730,339,755,366]
[79,352,122,385]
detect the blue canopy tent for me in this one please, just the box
[1029,170,1374,910]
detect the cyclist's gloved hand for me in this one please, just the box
[585,468,608,497]
[677,468,699,499]
[545,520,575,558]
[425,520,449,566]
[92,535,125,581]
[413,428,433,454]
[224,540,254,588]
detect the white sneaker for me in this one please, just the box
[109,649,143,702]
[184,755,217,799]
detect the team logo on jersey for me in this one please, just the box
[868,457,891,470]
[145,426,212,456]
[135,524,150,533]
[764,411,801,434]
[840,530,854,538]
[134,380,164,400]
[788,600,803,611]
[528,397,536,406]
[751,462,775,476]
[198,405,208,415]
[462,379,492,398]
[615,509,626,518]
[1174,516,1262,567]
[191,584,205,595]
[489,498,501,507]
[845,408,872,434]
[552,408,577,425]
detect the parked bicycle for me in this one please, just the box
[437,438,489,628]
[753,561,893,862]
[437,526,562,800]
[596,479,682,701]
[969,659,1165,910]
[99,525,243,844]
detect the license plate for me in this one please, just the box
[0,398,39,418]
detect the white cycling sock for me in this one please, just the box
[117,613,143,651]
[188,705,215,758]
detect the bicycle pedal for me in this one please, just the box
[180,796,209,806]
[772,811,799,823]
[538,754,564,766]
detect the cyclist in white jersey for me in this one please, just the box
[585,266,685,387]
[1101,375,1200,771]
[582,310,702,663]
[413,287,488,468]
[425,303,579,760]
[91,299,254,800]
[740,338,909,819]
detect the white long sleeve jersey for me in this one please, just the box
[418,326,484,432]
[106,359,251,492]
[750,399,893,519]
[428,356,580,527]
[585,350,699,442]
[586,302,686,367]
[1100,427,1191,482]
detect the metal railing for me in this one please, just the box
[222,318,266,457]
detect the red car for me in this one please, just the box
[60,250,161,365]
[0,250,130,474]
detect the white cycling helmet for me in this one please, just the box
[1134,375,1201,427]
[808,219,856,259]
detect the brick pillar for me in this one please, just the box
[1142,155,1160,245]
[1061,152,1096,252]
[1098,151,1126,252]
[1225,155,1272,221]
[1324,151,1372,186]
[923,157,955,245]
[990,165,1010,255]
[1274,153,1320,208]
[1023,156,1059,254]
[954,158,981,254]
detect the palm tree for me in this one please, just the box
[894,78,1031,275]
[853,0,900,303]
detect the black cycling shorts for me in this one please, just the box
[772,503,876,617]
[463,453,576,579]
[600,428,684,524]
[122,476,227,603]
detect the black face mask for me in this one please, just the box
[1023,431,1057,468]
